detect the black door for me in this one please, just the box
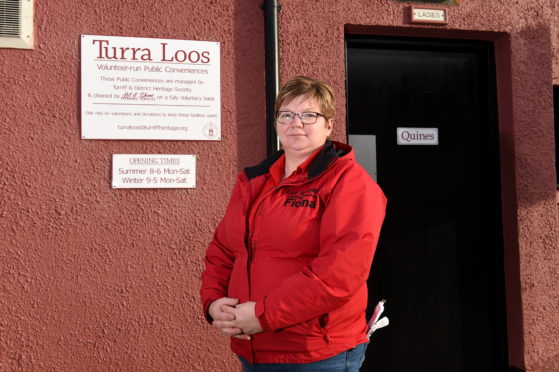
[346,36,508,372]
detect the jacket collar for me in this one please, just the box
[245,140,350,181]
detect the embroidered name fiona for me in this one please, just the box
[283,198,316,209]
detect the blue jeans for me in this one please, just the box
[239,343,368,372]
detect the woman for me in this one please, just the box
[200,76,386,371]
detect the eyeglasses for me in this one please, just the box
[276,111,326,125]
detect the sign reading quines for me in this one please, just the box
[81,35,221,140]
[112,154,196,189]
[397,127,439,145]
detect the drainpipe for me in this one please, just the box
[263,0,281,154]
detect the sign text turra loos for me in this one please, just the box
[92,39,212,64]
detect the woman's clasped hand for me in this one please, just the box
[209,298,262,340]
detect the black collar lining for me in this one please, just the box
[307,140,338,179]
[244,149,284,180]
[244,140,341,181]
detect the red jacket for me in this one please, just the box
[200,141,387,364]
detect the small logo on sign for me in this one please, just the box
[204,122,218,139]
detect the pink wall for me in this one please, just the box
[1,1,558,371]
[1,0,265,370]
[553,0,559,85]
[277,1,558,371]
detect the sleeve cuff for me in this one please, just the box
[203,298,218,324]
[255,298,272,331]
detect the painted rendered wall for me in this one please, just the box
[275,1,558,372]
[1,0,266,370]
[553,0,559,85]
[1,1,558,371]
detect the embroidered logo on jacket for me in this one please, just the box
[283,189,318,209]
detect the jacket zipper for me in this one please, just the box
[246,165,337,298]
[246,183,283,363]
[245,161,338,362]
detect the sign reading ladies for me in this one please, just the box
[81,35,220,140]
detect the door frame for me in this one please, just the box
[344,27,522,370]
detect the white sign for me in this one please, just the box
[112,154,196,189]
[81,35,220,140]
[411,7,448,24]
[397,127,439,145]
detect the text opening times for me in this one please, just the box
[112,154,196,189]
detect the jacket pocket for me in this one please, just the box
[318,313,332,343]
[282,315,324,338]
